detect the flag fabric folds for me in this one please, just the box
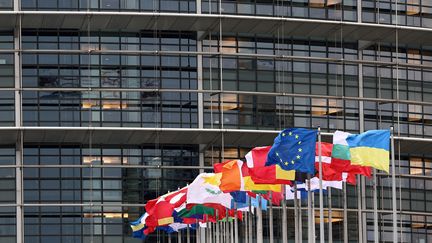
[249,164,295,185]
[186,173,233,208]
[315,142,341,182]
[130,128,390,239]
[346,130,390,173]
[331,131,372,184]
[245,146,271,168]
[266,128,317,175]
[245,145,294,185]
[214,160,244,192]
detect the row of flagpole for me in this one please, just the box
[135,126,398,242]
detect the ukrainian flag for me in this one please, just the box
[346,130,390,173]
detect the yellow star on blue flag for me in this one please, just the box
[265,128,317,174]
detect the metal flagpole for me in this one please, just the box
[269,192,274,243]
[187,224,190,243]
[230,216,234,243]
[208,220,212,243]
[328,188,333,243]
[373,168,378,243]
[299,189,303,243]
[357,175,363,242]
[244,212,248,243]
[168,232,172,243]
[343,182,348,243]
[294,185,299,243]
[257,195,263,243]
[248,197,253,243]
[207,217,211,243]
[225,209,229,243]
[234,207,239,243]
[178,229,182,243]
[216,210,219,243]
[307,175,312,243]
[391,126,397,242]
[318,127,324,243]
[312,188,316,241]
[281,188,288,243]
[196,220,200,243]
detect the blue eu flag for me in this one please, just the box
[265,128,317,175]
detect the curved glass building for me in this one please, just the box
[0,0,431,242]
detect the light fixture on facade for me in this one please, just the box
[83,156,101,164]
[406,0,420,16]
[102,157,128,164]
[102,101,127,110]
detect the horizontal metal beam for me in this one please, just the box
[0,49,430,70]
[0,12,431,46]
[0,164,213,169]
[0,127,430,154]
[2,88,431,107]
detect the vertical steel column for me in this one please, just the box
[357,0,362,23]
[358,48,366,243]
[196,0,201,14]
[14,13,23,243]
[14,0,19,10]
[196,31,206,175]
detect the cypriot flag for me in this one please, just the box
[186,173,233,208]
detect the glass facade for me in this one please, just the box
[1,0,432,242]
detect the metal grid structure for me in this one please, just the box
[0,0,431,242]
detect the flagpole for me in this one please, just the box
[257,195,263,243]
[269,191,274,243]
[307,175,312,243]
[391,126,397,243]
[208,219,212,243]
[312,188,316,241]
[226,208,229,243]
[281,187,288,243]
[294,184,299,243]
[178,229,182,243]
[196,220,200,243]
[230,215,234,243]
[244,211,248,243]
[216,209,219,243]
[299,188,303,243]
[317,126,324,243]
[357,175,363,242]
[234,207,239,243]
[373,168,378,243]
[343,182,348,243]
[248,196,253,243]
[168,232,172,243]
[187,224,190,243]
[328,187,333,243]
